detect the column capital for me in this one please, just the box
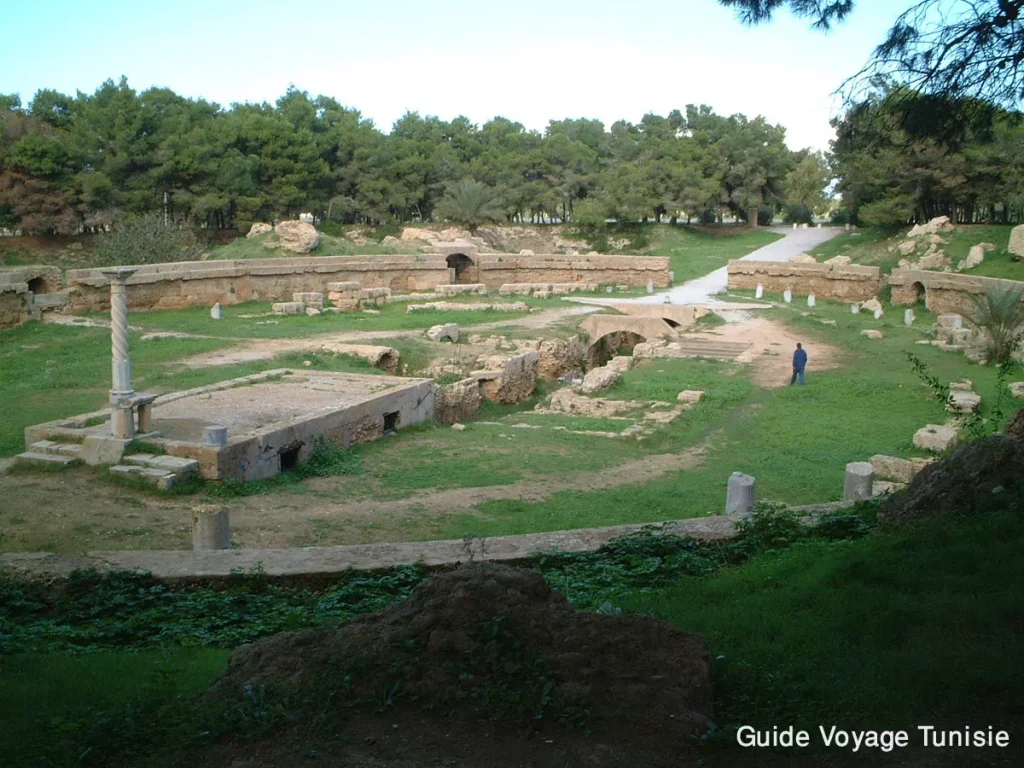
[100,267,138,283]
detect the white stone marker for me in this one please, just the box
[783,289,792,303]
[725,472,756,515]
[202,425,228,446]
[904,309,915,326]
[844,462,875,501]
[845,223,851,231]
[874,308,883,320]
[192,506,231,550]
[668,271,674,283]
[100,267,137,439]
[755,284,764,299]
[807,294,816,307]
[211,302,222,319]
[792,223,798,230]
[647,280,654,294]
[851,303,860,314]
[817,223,822,229]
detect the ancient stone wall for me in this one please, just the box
[435,378,483,424]
[61,253,670,313]
[727,261,881,301]
[0,282,29,329]
[63,256,452,313]
[889,269,1024,314]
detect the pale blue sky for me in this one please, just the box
[2,0,905,151]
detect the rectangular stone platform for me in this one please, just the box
[24,369,436,482]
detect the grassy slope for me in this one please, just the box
[437,294,1016,540]
[626,511,1024,741]
[811,224,1024,280]
[646,225,783,283]
[3,512,1021,766]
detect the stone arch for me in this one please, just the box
[446,253,475,284]
[27,277,45,294]
[910,281,927,306]
[586,330,647,368]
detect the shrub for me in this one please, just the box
[783,202,814,225]
[96,212,205,266]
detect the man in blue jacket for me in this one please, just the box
[790,343,808,386]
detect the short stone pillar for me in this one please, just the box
[191,506,231,550]
[904,309,915,326]
[807,294,816,307]
[844,462,874,502]
[851,303,860,314]
[783,289,792,303]
[816,223,822,229]
[202,425,229,447]
[211,302,222,320]
[668,270,674,284]
[101,268,138,439]
[646,280,654,294]
[755,284,764,299]
[845,223,851,231]
[792,223,797,230]
[873,308,883,320]
[725,472,756,515]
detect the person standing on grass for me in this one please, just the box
[790,342,808,386]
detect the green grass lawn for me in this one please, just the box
[646,225,783,283]
[625,510,1024,741]
[810,224,1023,280]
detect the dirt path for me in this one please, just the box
[0,442,705,552]
[177,305,599,368]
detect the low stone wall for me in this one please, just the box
[889,269,1024,314]
[61,253,670,313]
[727,261,881,302]
[64,256,452,313]
[477,254,669,288]
[0,281,30,329]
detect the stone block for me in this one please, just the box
[725,472,756,515]
[861,329,883,339]
[426,323,459,343]
[947,391,981,413]
[192,506,231,550]
[676,390,705,404]
[272,302,304,315]
[870,454,932,483]
[579,365,620,394]
[293,292,324,308]
[305,306,321,317]
[325,281,361,292]
[949,378,973,392]
[937,314,963,329]
[1010,381,1024,401]
[844,461,874,501]
[80,435,131,465]
[913,424,959,453]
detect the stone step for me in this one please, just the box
[28,440,83,457]
[122,453,199,480]
[31,292,70,309]
[110,464,177,490]
[15,451,78,468]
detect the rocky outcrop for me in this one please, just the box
[535,336,586,379]
[579,365,620,394]
[539,388,641,417]
[426,323,459,343]
[907,215,954,237]
[246,222,272,238]
[273,220,320,254]
[1008,224,1024,260]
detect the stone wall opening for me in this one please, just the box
[27,277,45,294]
[446,253,475,284]
[910,281,927,306]
[279,443,302,471]
[586,331,647,368]
[383,410,400,435]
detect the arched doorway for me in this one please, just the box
[446,253,475,284]
[586,331,647,368]
[910,281,927,307]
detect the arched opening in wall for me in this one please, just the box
[446,253,475,284]
[27,277,45,295]
[586,331,647,368]
[910,281,927,307]
[278,442,303,472]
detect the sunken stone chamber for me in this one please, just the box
[25,370,435,482]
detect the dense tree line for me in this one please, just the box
[0,78,826,235]
[830,91,1024,226]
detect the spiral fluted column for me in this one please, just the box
[100,268,137,437]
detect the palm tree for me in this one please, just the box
[436,179,504,234]
[966,285,1024,363]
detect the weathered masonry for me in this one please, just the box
[25,370,436,482]
[54,249,668,315]
[889,269,1024,314]
[726,260,881,302]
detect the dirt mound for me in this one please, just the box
[209,564,712,749]
[879,434,1024,528]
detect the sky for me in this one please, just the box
[2,0,907,152]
